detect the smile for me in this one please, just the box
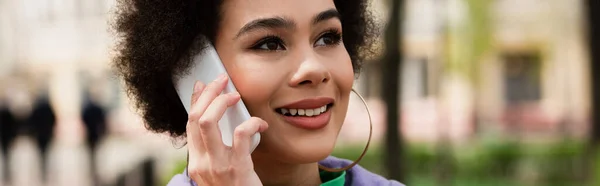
[274,97,335,130]
[275,104,333,117]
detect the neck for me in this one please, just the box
[252,154,322,186]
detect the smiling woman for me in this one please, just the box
[112,0,403,185]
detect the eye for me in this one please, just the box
[314,29,342,47]
[251,36,286,51]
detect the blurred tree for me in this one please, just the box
[381,0,405,182]
[445,0,493,134]
[464,0,492,137]
[587,0,600,150]
[586,0,600,183]
[445,0,492,79]
[433,0,494,184]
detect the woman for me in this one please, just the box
[112,0,404,185]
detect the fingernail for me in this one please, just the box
[219,73,228,81]
[230,92,240,98]
[194,81,203,92]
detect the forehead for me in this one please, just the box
[219,0,338,31]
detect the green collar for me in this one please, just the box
[319,169,346,186]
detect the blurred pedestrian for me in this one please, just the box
[81,90,107,186]
[27,95,56,183]
[0,97,18,184]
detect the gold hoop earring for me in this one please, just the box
[318,88,373,172]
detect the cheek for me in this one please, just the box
[329,47,355,93]
[221,55,284,114]
[333,48,355,130]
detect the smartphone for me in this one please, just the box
[175,41,260,153]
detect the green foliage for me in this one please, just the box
[532,140,585,185]
[444,0,494,87]
[333,141,587,186]
[406,144,437,174]
[452,140,522,180]
[594,150,600,186]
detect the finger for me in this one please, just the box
[186,114,207,157]
[232,117,268,158]
[190,81,206,106]
[186,75,227,159]
[186,81,207,155]
[188,74,228,122]
[198,92,242,156]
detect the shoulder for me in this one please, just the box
[166,167,197,186]
[319,156,406,186]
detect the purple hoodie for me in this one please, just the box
[167,156,405,186]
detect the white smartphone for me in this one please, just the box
[175,40,260,153]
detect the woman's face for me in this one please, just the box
[214,0,354,163]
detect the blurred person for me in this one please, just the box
[0,92,18,184]
[112,0,405,185]
[0,76,30,185]
[27,93,56,183]
[81,88,107,186]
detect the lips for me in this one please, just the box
[274,97,334,130]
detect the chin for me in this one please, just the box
[253,121,341,165]
[286,137,337,163]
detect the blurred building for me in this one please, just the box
[358,0,589,143]
[0,0,590,151]
[0,1,176,185]
[0,0,139,143]
[482,0,589,138]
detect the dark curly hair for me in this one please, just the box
[112,0,379,138]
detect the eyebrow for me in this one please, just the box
[235,17,295,39]
[312,9,341,25]
[234,8,341,39]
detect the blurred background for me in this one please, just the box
[0,0,599,185]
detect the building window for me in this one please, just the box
[502,51,542,104]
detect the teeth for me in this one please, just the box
[290,109,297,115]
[313,108,320,115]
[306,109,314,116]
[278,105,331,116]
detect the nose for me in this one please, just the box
[289,54,331,87]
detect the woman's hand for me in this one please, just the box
[186,74,268,186]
